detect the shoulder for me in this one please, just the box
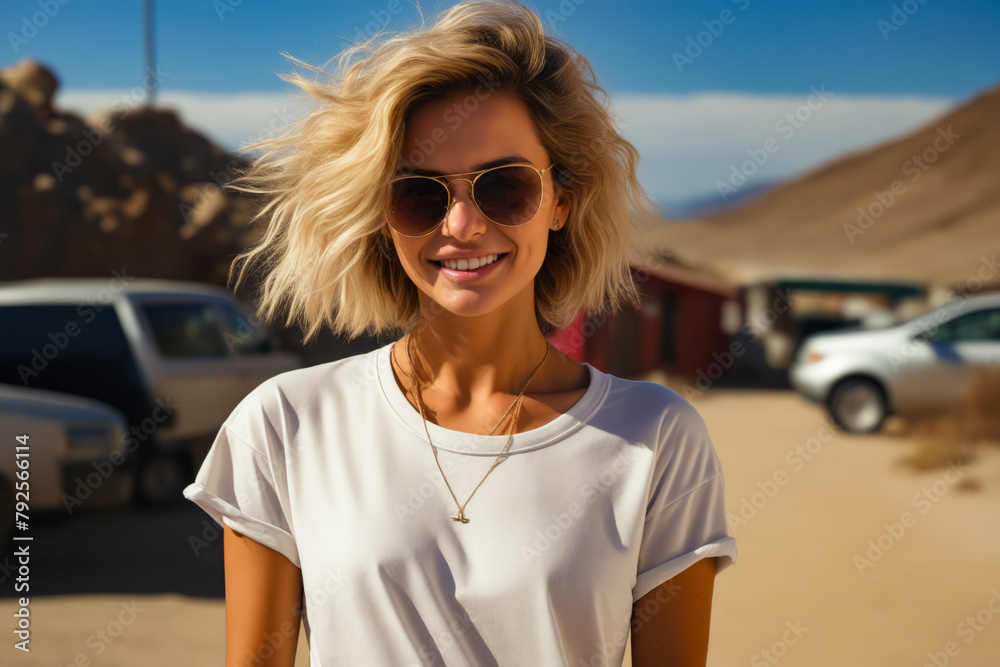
[596,371,722,478]
[599,370,710,436]
[222,344,385,446]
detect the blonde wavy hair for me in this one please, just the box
[226,0,656,342]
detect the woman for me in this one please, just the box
[183,1,737,665]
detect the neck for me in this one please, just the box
[403,289,551,403]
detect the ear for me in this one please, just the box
[552,189,571,231]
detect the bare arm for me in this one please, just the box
[224,525,304,667]
[631,557,717,667]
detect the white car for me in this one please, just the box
[0,385,131,548]
[790,293,1000,433]
[0,278,302,504]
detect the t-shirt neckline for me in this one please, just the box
[375,340,611,456]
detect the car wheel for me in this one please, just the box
[133,453,187,507]
[829,377,888,434]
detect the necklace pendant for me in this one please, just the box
[451,508,470,524]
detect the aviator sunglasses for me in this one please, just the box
[388,162,555,237]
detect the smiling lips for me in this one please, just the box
[435,254,504,271]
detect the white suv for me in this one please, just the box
[0,277,302,504]
[790,293,1000,433]
[0,385,131,550]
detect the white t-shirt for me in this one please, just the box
[183,340,737,666]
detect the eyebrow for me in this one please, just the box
[395,155,534,177]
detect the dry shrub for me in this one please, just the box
[903,365,1000,473]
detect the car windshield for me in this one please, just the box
[894,299,994,336]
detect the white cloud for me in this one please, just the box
[611,90,955,203]
[56,89,311,154]
[57,87,956,203]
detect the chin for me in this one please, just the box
[429,294,506,319]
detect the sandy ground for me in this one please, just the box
[4,389,999,666]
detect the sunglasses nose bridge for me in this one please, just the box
[439,176,489,238]
[442,176,477,210]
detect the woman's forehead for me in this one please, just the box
[399,92,547,173]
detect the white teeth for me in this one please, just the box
[440,254,500,271]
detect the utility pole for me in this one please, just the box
[144,0,158,105]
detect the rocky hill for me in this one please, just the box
[0,59,261,286]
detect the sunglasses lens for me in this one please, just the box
[475,166,542,226]
[390,178,448,235]
[388,165,545,235]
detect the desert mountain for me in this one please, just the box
[638,83,1000,289]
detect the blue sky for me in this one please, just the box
[4,0,999,206]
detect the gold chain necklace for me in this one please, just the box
[398,334,550,524]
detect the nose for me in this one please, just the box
[440,179,487,242]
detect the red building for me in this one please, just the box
[549,260,738,381]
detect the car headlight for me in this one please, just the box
[805,351,824,364]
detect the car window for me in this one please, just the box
[932,308,1000,343]
[217,299,275,356]
[0,304,151,426]
[141,302,227,357]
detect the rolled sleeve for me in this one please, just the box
[633,397,737,603]
[633,473,736,602]
[183,424,300,568]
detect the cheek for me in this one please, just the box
[391,239,423,275]
[515,228,551,267]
